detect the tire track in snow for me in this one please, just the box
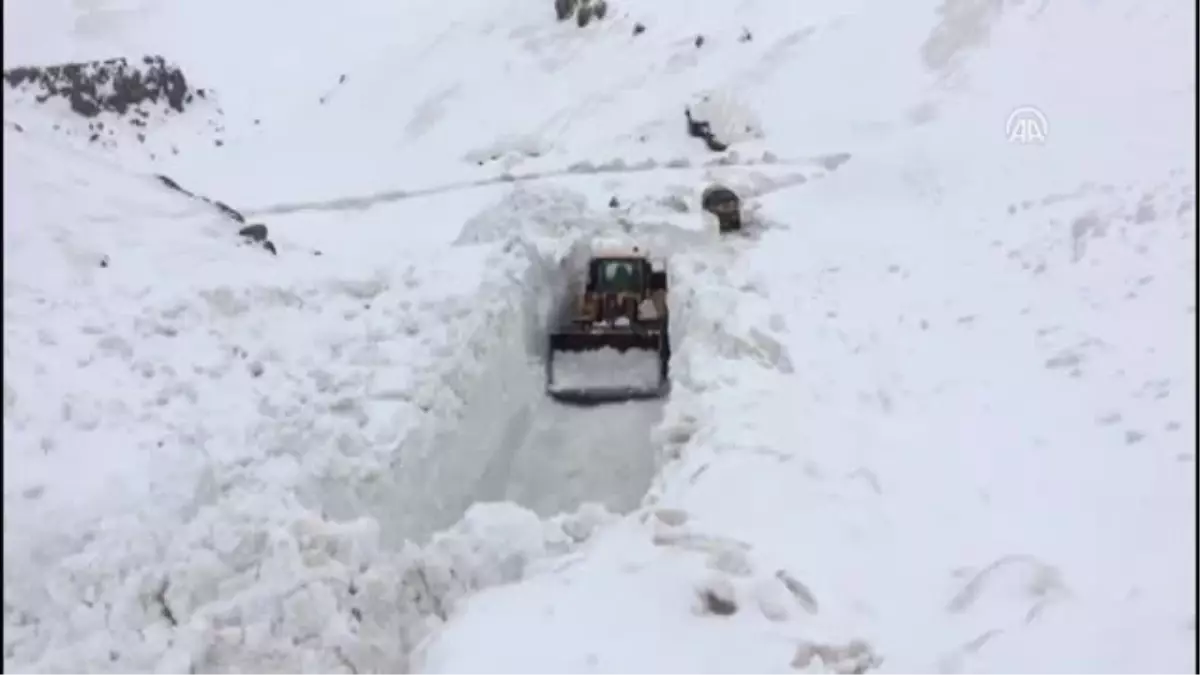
[240,151,852,218]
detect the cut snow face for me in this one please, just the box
[2,132,665,670]
[547,346,664,396]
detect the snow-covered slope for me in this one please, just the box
[4,0,1194,671]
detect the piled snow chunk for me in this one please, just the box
[687,90,766,149]
[4,131,635,672]
[548,346,663,393]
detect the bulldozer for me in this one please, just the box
[546,248,670,404]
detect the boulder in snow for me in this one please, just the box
[684,92,764,153]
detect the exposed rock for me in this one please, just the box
[150,175,276,256]
[555,0,608,27]
[684,107,728,153]
[555,0,576,21]
[236,224,276,256]
[4,55,198,119]
[155,174,191,196]
[209,200,245,223]
[237,224,270,244]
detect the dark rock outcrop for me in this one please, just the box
[555,0,608,27]
[154,173,276,256]
[238,223,277,256]
[4,55,198,119]
[684,107,728,153]
[211,200,245,224]
[237,223,269,243]
[155,173,190,196]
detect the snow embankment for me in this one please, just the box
[412,0,1195,670]
[418,160,1195,674]
[3,131,649,671]
[416,162,1196,674]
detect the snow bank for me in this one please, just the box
[418,164,1195,673]
[652,158,1195,670]
[414,238,863,674]
[358,184,634,543]
[412,0,1194,667]
[2,137,643,672]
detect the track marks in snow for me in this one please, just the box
[241,150,852,218]
[988,175,1196,458]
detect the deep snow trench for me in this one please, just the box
[3,139,682,670]
[409,317,663,528]
[477,387,663,518]
[288,185,673,546]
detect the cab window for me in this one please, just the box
[594,260,642,294]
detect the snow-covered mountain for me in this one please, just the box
[4,0,1195,671]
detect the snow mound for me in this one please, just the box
[4,133,642,671]
[687,90,766,151]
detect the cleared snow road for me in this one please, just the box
[506,398,660,517]
[227,185,688,540]
[467,355,661,518]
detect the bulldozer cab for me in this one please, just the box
[586,257,666,296]
[589,257,644,295]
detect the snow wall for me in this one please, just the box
[2,146,669,671]
[343,185,636,546]
[2,123,797,673]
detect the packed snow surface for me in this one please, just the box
[3,0,1195,672]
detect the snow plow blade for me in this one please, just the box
[546,331,669,405]
[546,383,669,406]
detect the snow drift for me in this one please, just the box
[3,139,670,670]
